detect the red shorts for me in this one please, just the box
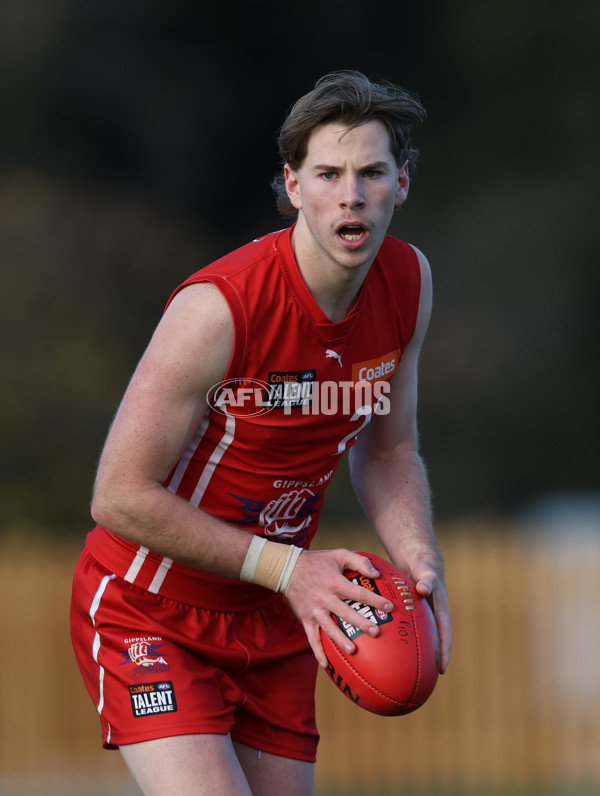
[70,547,319,762]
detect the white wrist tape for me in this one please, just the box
[239,536,266,582]
[276,544,303,593]
[240,536,302,593]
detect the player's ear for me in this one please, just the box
[394,161,410,208]
[284,164,302,211]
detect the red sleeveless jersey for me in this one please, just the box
[87,226,421,606]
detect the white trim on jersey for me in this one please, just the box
[124,545,149,584]
[148,556,173,594]
[167,414,210,494]
[118,413,235,596]
[189,413,236,507]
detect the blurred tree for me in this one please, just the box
[0,0,598,532]
[0,171,212,530]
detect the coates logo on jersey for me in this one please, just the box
[351,349,400,387]
[207,378,273,417]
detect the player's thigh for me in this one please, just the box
[233,740,314,796]
[120,733,252,796]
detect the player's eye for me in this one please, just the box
[320,171,337,180]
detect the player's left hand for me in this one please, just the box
[406,560,452,674]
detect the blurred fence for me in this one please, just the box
[1,519,599,794]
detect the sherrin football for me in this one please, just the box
[320,552,440,716]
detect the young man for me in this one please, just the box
[71,70,452,795]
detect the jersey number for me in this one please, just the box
[334,404,372,455]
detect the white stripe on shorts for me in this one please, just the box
[89,573,116,715]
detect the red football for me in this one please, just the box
[320,552,440,716]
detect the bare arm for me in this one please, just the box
[92,281,392,666]
[91,282,254,577]
[348,247,452,672]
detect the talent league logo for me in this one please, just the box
[207,373,391,417]
[263,370,317,410]
[129,681,178,718]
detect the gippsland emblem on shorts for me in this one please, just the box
[120,636,170,677]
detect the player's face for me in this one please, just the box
[284,119,409,277]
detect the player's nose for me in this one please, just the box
[339,175,365,208]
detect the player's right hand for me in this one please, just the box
[283,548,396,668]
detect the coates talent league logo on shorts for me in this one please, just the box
[129,681,178,717]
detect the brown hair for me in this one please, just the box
[271,70,426,216]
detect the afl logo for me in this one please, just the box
[207,378,272,417]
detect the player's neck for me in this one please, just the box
[298,259,364,323]
[290,227,370,323]
[316,284,361,323]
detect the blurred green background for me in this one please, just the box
[1,1,599,795]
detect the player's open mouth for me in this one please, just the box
[337,224,367,242]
